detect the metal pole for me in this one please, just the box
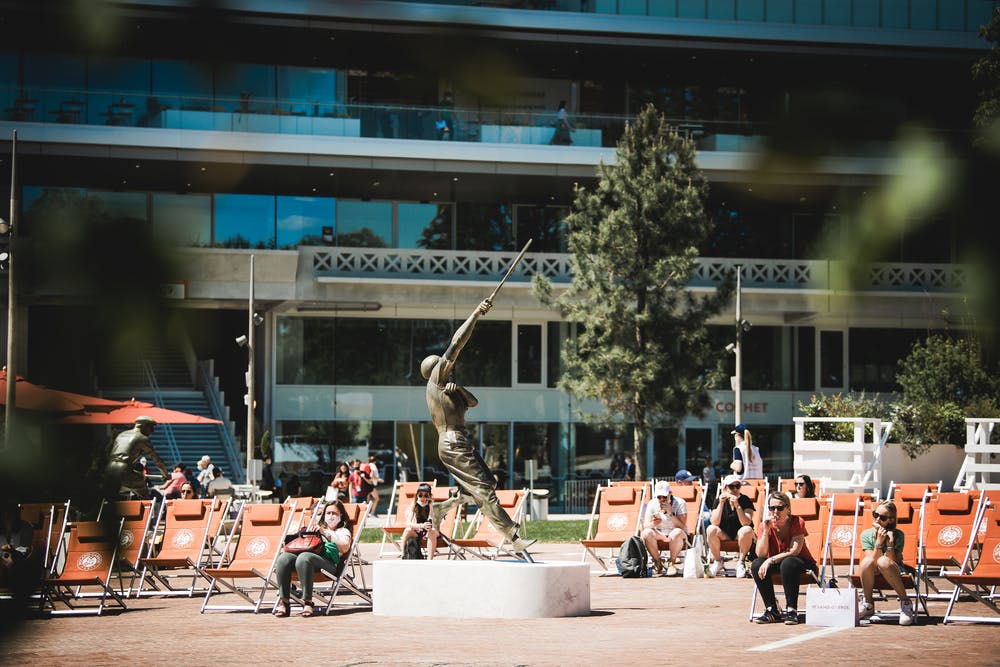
[734,264,742,427]
[246,254,255,483]
[4,130,17,446]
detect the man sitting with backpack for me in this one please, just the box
[640,480,688,576]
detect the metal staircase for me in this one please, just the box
[98,344,244,482]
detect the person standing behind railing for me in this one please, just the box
[437,91,454,140]
[550,100,573,145]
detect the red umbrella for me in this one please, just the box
[0,370,128,413]
[57,399,223,425]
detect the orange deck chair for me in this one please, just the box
[919,491,983,599]
[943,499,1000,624]
[19,500,70,575]
[888,481,939,503]
[40,519,127,616]
[379,480,436,558]
[135,498,221,597]
[818,493,869,583]
[103,499,156,597]
[200,502,298,613]
[450,489,527,559]
[281,501,374,615]
[581,484,646,571]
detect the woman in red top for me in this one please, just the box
[750,491,818,625]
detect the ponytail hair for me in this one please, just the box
[743,429,754,462]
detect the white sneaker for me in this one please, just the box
[735,560,747,579]
[899,600,916,626]
[858,601,875,621]
[708,560,724,578]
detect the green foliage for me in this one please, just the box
[534,104,732,479]
[895,335,996,406]
[890,401,965,459]
[796,393,891,441]
[359,519,591,543]
[891,334,1000,457]
[259,429,272,458]
[973,6,1000,142]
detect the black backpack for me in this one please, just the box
[402,535,425,560]
[616,535,648,578]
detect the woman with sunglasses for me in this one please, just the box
[273,499,354,618]
[750,491,817,625]
[858,501,916,625]
[401,482,439,560]
[179,482,198,499]
[792,475,816,498]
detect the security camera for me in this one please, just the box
[725,342,736,353]
[235,334,248,347]
[252,312,264,326]
[740,319,752,333]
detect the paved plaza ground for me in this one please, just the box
[3,541,999,666]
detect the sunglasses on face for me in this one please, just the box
[727,484,742,490]
[794,482,806,487]
[416,493,431,498]
[768,504,786,511]
[872,512,893,522]
[181,489,194,495]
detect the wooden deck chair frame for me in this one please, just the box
[580,484,647,571]
[450,489,527,560]
[918,490,982,600]
[379,480,437,558]
[845,497,929,619]
[943,498,1000,624]
[278,501,375,615]
[40,519,127,616]
[200,501,299,613]
[135,498,221,597]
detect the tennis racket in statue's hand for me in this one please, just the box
[484,238,532,306]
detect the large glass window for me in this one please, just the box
[399,202,452,249]
[89,191,147,222]
[456,321,511,386]
[276,317,336,385]
[337,200,391,247]
[277,196,335,249]
[456,203,513,251]
[820,330,844,389]
[216,63,276,113]
[516,324,542,385]
[276,66,337,115]
[849,328,928,393]
[510,422,562,496]
[515,205,567,253]
[152,60,213,109]
[24,53,85,123]
[335,319,446,386]
[573,424,622,480]
[152,193,212,246]
[547,322,571,389]
[214,194,275,248]
[87,56,149,126]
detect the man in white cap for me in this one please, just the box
[640,480,688,575]
[706,473,755,577]
[105,416,169,500]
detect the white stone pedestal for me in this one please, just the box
[373,560,590,618]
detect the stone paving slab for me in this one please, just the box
[2,542,999,666]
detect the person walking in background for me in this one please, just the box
[730,423,763,480]
[437,91,454,140]
[550,100,572,145]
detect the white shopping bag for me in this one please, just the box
[805,585,858,627]
[682,534,705,579]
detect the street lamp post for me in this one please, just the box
[245,254,255,483]
[4,130,17,446]
[734,264,742,427]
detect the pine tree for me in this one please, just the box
[535,104,732,480]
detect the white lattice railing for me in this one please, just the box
[307,247,969,292]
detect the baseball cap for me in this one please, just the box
[653,480,671,497]
[722,473,742,487]
[731,423,747,435]
[135,415,156,426]
[674,469,697,482]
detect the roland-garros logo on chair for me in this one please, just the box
[172,529,195,549]
[247,536,270,558]
[120,530,135,548]
[77,552,103,571]
[607,513,628,532]
[831,526,854,547]
[993,542,1000,564]
[937,525,963,547]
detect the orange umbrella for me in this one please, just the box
[57,399,223,425]
[0,370,128,413]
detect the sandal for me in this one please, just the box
[272,599,290,618]
[300,600,315,617]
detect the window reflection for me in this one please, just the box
[214,194,275,249]
[216,63,275,113]
[515,205,567,252]
[152,60,213,110]
[153,193,211,247]
[90,191,147,222]
[456,203,513,251]
[276,317,336,385]
[277,196,335,249]
[277,67,337,116]
[400,202,452,249]
[337,200,391,247]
